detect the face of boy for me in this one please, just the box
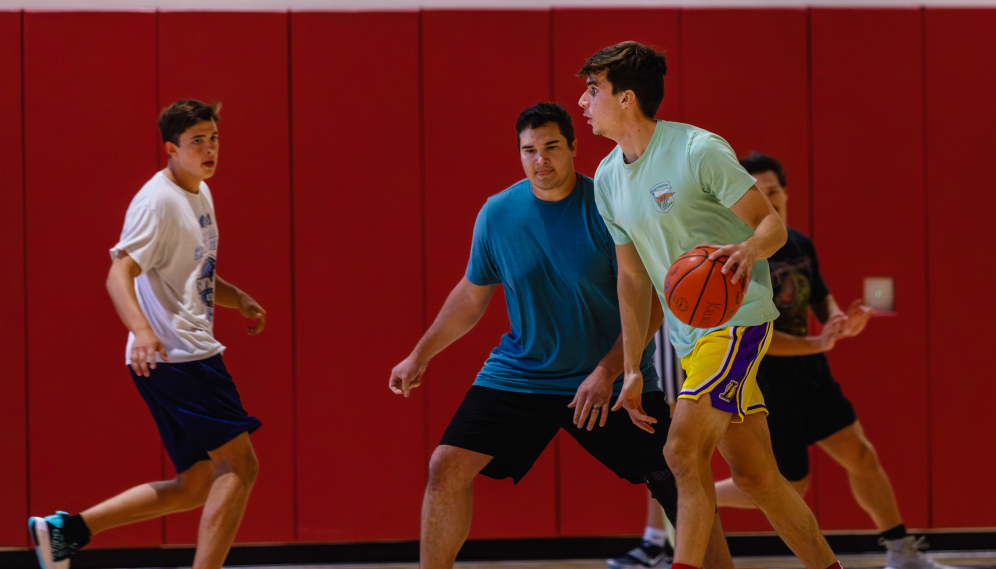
[754,170,787,225]
[518,122,577,193]
[578,71,624,138]
[166,120,219,180]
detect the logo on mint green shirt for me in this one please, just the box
[650,181,675,213]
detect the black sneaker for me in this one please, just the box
[28,512,79,569]
[607,542,672,569]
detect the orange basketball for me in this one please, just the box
[663,246,749,329]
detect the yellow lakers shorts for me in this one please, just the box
[678,322,773,423]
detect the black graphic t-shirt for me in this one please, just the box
[767,227,830,337]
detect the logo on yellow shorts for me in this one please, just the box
[718,381,739,402]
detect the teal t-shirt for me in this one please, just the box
[466,174,659,395]
[593,121,780,357]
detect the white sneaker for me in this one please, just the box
[883,536,957,569]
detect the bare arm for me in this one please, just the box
[594,291,664,380]
[765,315,846,356]
[389,276,498,397]
[810,294,844,325]
[704,187,788,284]
[215,275,267,335]
[106,253,166,377]
[608,242,657,425]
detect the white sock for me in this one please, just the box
[643,525,667,547]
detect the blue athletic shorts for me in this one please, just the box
[130,354,262,473]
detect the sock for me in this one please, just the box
[824,562,843,569]
[64,514,91,548]
[672,563,699,569]
[642,525,667,548]
[879,523,908,542]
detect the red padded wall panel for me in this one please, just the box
[0,10,28,548]
[292,12,424,541]
[683,8,815,532]
[551,8,680,537]
[157,12,295,544]
[423,10,557,539]
[811,9,928,530]
[682,9,811,237]
[925,8,996,528]
[552,9,681,179]
[24,12,163,548]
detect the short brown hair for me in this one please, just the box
[577,41,667,119]
[158,99,220,145]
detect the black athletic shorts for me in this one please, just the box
[757,353,857,481]
[440,386,672,484]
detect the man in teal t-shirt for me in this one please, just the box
[389,102,733,569]
[578,42,841,569]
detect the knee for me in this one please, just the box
[847,438,882,475]
[789,475,811,497]
[216,448,260,486]
[731,467,783,499]
[427,447,476,493]
[174,462,215,509]
[663,438,708,482]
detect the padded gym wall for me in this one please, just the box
[291,11,425,542]
[422,10,558,539]
[24,12,164,548]
[682,8,815,532]
[0,10,28,548]
[925,8,996,528]
[157,12,295,544]
[551,8,681,537]
[810,8,929,530]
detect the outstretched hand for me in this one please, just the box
[816,313,848,353]
[611,372,657,433]
[389,355,427,397]
[841,299,875,338]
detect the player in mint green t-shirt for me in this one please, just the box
[577,42,841,569]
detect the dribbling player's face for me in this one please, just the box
[167,120,219,181]
[578,71,623,138]
[518,122,577,195]
[755,170,787,225]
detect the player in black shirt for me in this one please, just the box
[713,153,950,569]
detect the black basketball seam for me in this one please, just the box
[666,252,710,305]
[722,267,729,322]
[689,259,719,326]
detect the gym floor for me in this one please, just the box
[250,551,996,569]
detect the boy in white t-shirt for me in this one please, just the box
[29,100,267,569]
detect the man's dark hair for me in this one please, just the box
[515,101,576,149]
[577,41,668,119]
[739,152,787,187]
[158,99,220,145]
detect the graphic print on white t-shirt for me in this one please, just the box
[111,171,225,364]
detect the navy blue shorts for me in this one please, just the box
[130,354,261,473]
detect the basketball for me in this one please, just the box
[663,246,749,329]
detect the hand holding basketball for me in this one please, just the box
[697,240,758,284]
[664,246,750,329]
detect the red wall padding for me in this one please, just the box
[681,8,816,532]
[8,8,996,549]
[0,10,28,548]
[24,12,164,548]
[925,8,996,528]
[291,12,426,542]
[422,10,558,539]
[156,12,296,544]
[810,9,929,530]
[551,8,681,537]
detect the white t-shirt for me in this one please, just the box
[111,170,225,364]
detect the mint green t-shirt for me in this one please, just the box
[593,120,780,357]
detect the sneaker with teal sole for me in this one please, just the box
[28,512,78,569]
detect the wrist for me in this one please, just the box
[593,364,619,384]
